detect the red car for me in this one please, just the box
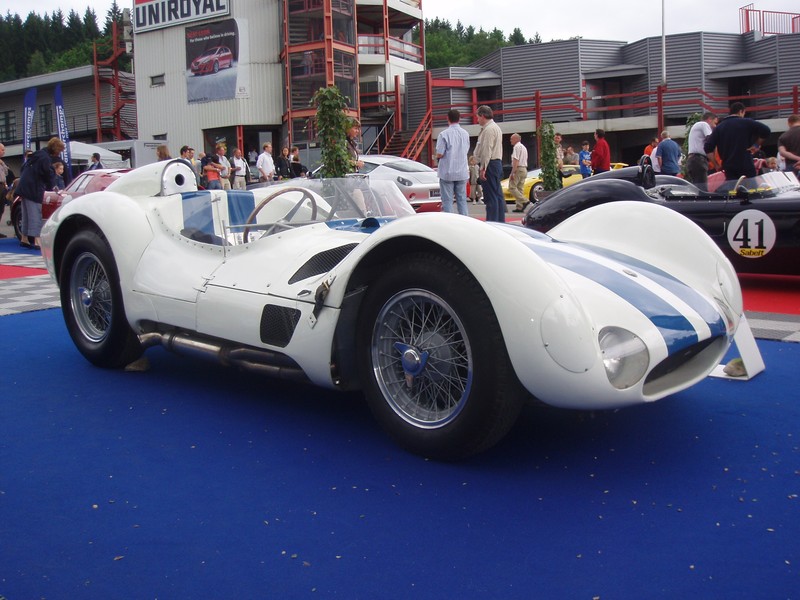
[190,46,234,75]
[11,169,128,240]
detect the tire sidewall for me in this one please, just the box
[59,229,142,368]
[357,254,521,459]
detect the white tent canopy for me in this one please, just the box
[68,141,126,167]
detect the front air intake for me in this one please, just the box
[260,304,301,347]
[288,244,358,284]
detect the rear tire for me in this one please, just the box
[59,229,143,368]
[356,253,524,459]
[12,204,21,241]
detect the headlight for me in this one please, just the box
[599,327,649,390]
[396,176,413,187]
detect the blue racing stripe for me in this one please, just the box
[226,191,256,226]
[527,241,712,353]
[571,242,727,338]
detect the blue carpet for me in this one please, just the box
[1,309,798,598]
[0,236,40,255]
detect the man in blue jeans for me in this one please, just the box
[474,105,505,222]
[435,109,471,216]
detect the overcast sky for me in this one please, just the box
[5,0,794,42]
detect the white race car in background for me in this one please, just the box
[42,160,742,459]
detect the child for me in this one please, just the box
[468,155,483,204]
[578,141,592,178]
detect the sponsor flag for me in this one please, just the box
[54,83,72,176]
[23,87,37,153]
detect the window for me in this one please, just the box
[0,110,15,140]
[151,74,165,86]
[39,104,53,136]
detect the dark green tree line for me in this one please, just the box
[419,18,542,69]
[0,1,125,83]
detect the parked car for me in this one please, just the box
[310,155,441,212]
[502,163,627,203]
[41,160,742,459]
[523,160,800,275]
[10,168,129,240]
[190,46,234,75]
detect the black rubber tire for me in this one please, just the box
[356,253,525,460]
[12,204,21,241]
[59,229,143,368]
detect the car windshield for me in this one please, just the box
[654,170,800,200]
[238,176,415,230]
[378,160,435,173]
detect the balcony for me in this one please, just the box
[357,35,422,64]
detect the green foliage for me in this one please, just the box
[539,121,561,191]
[27,51,49,77]
[0,6,123,83]
[50,41,97,73]
[682,112,701,177]
[311,86,353,179]
[418,18,542,69]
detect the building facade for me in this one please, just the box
[132,0,425,164]
[408,29,800,165]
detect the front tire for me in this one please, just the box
[59,229,143,368]
[356,253,525,459]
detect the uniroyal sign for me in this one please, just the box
[133,0,231,33]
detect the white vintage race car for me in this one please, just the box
[41,160,743,459]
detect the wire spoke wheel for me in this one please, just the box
[60,230,142,368]
[372,290,473,428]
[69,252,113,343]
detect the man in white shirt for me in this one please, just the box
[257,143,275,182]
[686,112,718,189]
[215,143,232,190]
[435,109,471,216]
[230,148,249,190]
[508,133,528,212]
[474,105,505,222]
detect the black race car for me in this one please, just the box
[522,160,800,276]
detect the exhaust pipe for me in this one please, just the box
[139,331,308,381]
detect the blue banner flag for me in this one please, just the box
[23,87,37,153]
[54,83,72,174]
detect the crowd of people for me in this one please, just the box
[434,103,625,221]
[175,142,310,190]
[3,106,799,247]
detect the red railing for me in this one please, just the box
[428,82,800,132]
[740,4,800,34]
[403,110,432,161]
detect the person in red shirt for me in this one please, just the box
[643,137,659,156]
[591,128,611,174]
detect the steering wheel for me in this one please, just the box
[242,186,318,243]
[637,154,656,189]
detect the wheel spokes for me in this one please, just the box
[373,290,472,427]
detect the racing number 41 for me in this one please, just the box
[731,217,766,249]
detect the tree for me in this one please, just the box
[65,10,86,49]
[83,8,101,40]
[311,86,353,178]
[538,121,561,192]
[508,28,526,46]
[27,50,48,76]
[104,0,123,36]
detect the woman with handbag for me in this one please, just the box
[17,137,65,250]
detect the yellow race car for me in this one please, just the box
[502,163,627,203]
